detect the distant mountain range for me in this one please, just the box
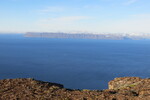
[24,32,150,40]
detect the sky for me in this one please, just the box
[0,0,150,33]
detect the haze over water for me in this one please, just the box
[0,34,150,90]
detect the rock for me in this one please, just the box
[139,89,150,96]
[108,77,141,89]
[0,77,150,99]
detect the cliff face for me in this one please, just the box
[25,32,150,40]
[25,32,124,40]
[0,77,150,100]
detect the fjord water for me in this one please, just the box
[0,34,150,90]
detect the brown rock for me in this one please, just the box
[0,77,150,100]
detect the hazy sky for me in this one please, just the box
[0,0,150,33]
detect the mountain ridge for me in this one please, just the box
[25,32,150,40]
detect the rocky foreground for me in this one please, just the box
[0,77,150,100]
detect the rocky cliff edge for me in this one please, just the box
[0,77,150,100]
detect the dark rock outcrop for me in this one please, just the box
[0,77,150,100]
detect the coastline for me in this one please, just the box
[0,77,150,100]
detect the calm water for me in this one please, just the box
[0,34,150,90]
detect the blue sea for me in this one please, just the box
[0,34,150,90]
